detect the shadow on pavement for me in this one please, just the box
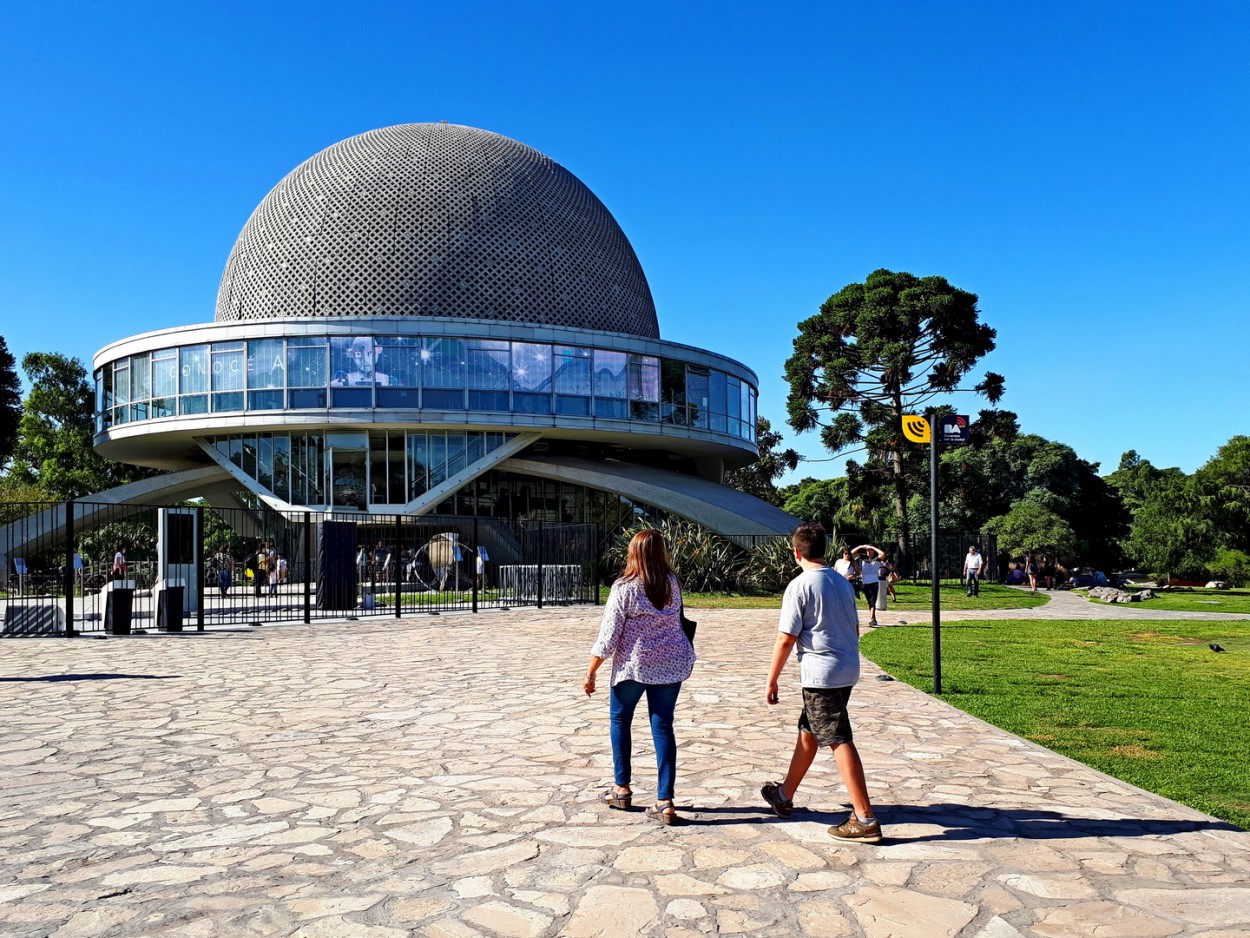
[679,802,1242,838]
[0,673,180,682]
[880,803,1242,840]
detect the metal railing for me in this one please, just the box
[2,500,599,636]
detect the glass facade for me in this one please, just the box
[97,334,757,443]
[207,426,662,525]
[209,430,515,509]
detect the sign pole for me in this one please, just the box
[904,413,965,697]
[930,416,941,695]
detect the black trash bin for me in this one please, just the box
[158,586,184,632]
[105,588,134,635]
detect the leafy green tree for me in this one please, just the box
[1106,450,1180,515]
[1192,435,1250,555]
[782,475,882,539]
[0,477,53,523]
[934,429,1126,568]
[0,336,21,469]
[7,352,155,500]
[1114,439,1250,579]
[782,477,846,532]
[1206,549,1250,587]
[784,269,1004,555]
[1123,473,1210,578]
[981,501,1077,564]
[724,417,800,507]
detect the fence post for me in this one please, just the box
[536,519,544,610]
[471,516,479,614]
[195,505,205,631]
[592,524,601,605]
[64,500,76,638]
[303,512,312,624]
[395,513,402,619]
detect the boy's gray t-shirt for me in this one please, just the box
[778,566,861,689]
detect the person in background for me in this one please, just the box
[855,545,888,628]
[963,545,983,597]
[253,541,272,598]
[268,553,282,595]
[111,545,128,581]
[584,529,695,825]
[761,522,882,843]
[1024,553,1039,591]
[833,547,860,598]
[212,547,233,597]
[882,552,899,602]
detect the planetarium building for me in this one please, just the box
[90,123,796,536]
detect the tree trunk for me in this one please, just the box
[891,443,911,563]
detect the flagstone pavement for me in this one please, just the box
[1,593,1248,937]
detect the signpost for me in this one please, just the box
[902,413,968,695]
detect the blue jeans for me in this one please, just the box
[609,680,682,801]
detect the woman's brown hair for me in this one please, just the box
[620,529,675,610]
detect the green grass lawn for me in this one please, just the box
[675,580,1051,611]
[1089,587,1250,615]
[861,618,1250,829]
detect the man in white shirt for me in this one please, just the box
[963,546,984,597]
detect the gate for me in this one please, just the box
[1,500,598,636]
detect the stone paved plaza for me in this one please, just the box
[2,596,1249,937]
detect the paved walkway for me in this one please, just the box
[1,599,1248,937]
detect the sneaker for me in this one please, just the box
[828,813,882,843]
[760,782,792,819]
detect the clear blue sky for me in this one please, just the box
[3,1,1247,483]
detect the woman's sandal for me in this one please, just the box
[602,788,632,810]
[645,800,677,825]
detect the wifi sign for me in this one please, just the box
[901,416,931,443]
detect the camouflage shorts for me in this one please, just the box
[798,686,854,746]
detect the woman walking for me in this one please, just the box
[584,529,695,824]
[1024,553,1040,591]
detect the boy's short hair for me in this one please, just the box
[792,522,828,561]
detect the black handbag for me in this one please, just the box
[680,606,697,646]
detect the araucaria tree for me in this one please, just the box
[784,269,1004,554]
[0,336,21,469]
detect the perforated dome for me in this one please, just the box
[215,123,660,338]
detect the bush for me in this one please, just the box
[607,519,795,595]
[1207,549,1250,587]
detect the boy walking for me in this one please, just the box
[761,522,882,843]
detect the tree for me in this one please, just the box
[0,336,21,468]
[1113,439,1250,579]
[1207,549,1250,587]
[981,502,1077,565]
[724,417,800,507]
[1192,436,1250,555]
[7,352,155,500]
[782,477,863,534]
[1124,474,1210,578]
[936,431,1127,568]
[784,269,1004,555]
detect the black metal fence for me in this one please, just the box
[2,500,598,637]
[784,529,999,584]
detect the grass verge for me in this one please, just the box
[619,581,1052,611]
[860,618,1250,830]
[1094,587,1250,615]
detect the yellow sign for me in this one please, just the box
[902,415,931,443]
